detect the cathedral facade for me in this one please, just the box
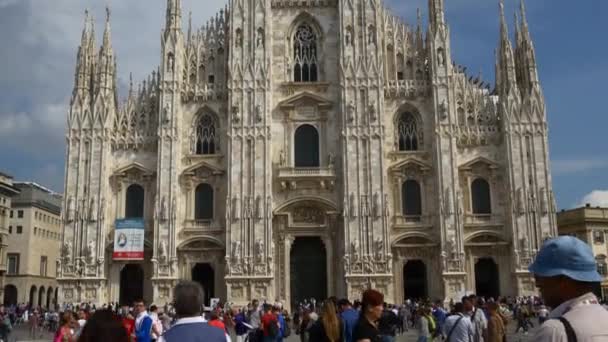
[58,0,557,308]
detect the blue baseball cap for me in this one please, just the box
[529,236,602,282]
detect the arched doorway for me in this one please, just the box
[3,285,17,306]
[403,260,428,300]
[192,263,214,306]
[475,258,500,298]
[38,286,46,308]
[29,286,37,307]
[290,237,327,306]
[120,264,144,305]
[47,287,53,308]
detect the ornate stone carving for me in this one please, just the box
[374,238,384,260]
[292,205,324,224]
[231,240,242,261]
[351,240,360,261]
[61,242,72,261]
[279,149,286,166]
[232,106,240,124]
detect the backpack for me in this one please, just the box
[426,315,437,335]
[268,318,279,337]
[282,319,291,337]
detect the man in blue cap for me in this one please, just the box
[529,236,608,341]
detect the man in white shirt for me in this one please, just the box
[529,236,608,341]
[443,302,474,342]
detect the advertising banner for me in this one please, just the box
[113,218,145,260]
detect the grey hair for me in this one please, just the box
[173,281,204,317]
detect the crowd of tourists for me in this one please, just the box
[3,235,608,342]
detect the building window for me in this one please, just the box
[17,210,23,218]
[125,184,145,218]
[7,254,19,275]
[593,230,605,244]
[9,210,13,218]
[16,226,23,234]
[294,124,320,167]
[8,226,12,234]
[194,114,219,155]
[397,112,421,151]
[597,256,608,277]
[40,256,48,277]
[402,180,422,217]
[471,178,492,215]
[194,183,214,220]
[293,24,318,82]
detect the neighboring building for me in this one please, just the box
[59,0,557,308]
[4,182,62,308]
[557,205,608,299]
[0,172,20,305]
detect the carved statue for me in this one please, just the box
[61,242,72,260]
[345,28,352,46]
[232,241,242,261]
[255,239,264,262]
[328,153,335,168]
[171,198,177,220]
[368,103,377,122]
[233,196,240,219]
[517,188,525,215]
[528,193,537,212]
[347,101,355,122]
[343,197,349,218]
[235,29,243,47]
[266,196,272,219]
[87,240,95,262]
[167,54,175,72]
[160,196,168,221]
[368,27,375,45]
[373,192,381,218]
[158,240,167,262]
[361,195,369,217]
[89,198,97,221]
[351,240,360,261]
[374,238,384,259]
[232,106,240,124]
[256,28,264,48]
[248,196,254,218]
[456,190,464,215]
[67,197,75,221]
[349,193,357,217]
[270,240,275,258]
[384,194,391,217]
[519,236,528,253]
[255,105,263,123]
[444,188,453,215]
[256,195,263,219]
[279,150,286,167]
[99,198,105,220]
[437,48,445,66]
[163,104,170,124]
[225,197,231,220]
[540,188,549,214]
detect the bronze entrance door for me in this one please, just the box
[290,237,327,307]
[403,260,428,300]
[475,258,500,298]
[120,264,144,305]
[192,263,215,306]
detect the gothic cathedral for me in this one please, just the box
[58,0,557,308]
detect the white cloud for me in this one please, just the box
[578,190,608,208]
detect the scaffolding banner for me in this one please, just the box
[113,219,145,260]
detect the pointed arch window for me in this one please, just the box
[397,112,421,151]
[402,180,422,217]
[471,178,492,214]
[194,183,214,220]
[294,124,320,167]
[125,184,145,218]
[293,24,318,82]
[194,114,219,155]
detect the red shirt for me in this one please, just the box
[208,318,226,333]
[122,317,135,341]
[261,312,278,336]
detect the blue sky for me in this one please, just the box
[0,0,607,209]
